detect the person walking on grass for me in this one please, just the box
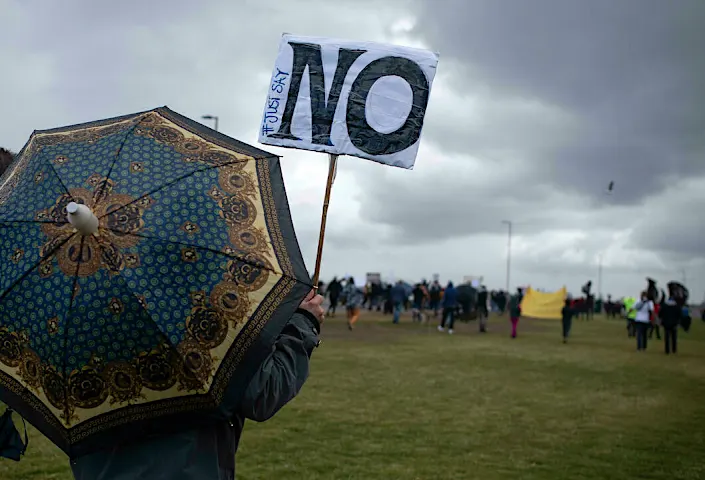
[429,280,442,318]
[632,291,654,351]
[342,277,362,331]
[561,297,575,343]
[390,280,407,324]
[648,301,662,340]
[477,286,489,333]
[438,281,458,334]
[508,289,522,338]
[659,282,687,355]
[326,277,342,317]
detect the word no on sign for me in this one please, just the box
[258,34,439,169]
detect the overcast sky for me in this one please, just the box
[2,0,704,299]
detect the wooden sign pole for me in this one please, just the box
[312,154,338,290]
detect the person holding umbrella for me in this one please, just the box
[659,281,689,355]
[70,291,325,479]
[0,109,326,479]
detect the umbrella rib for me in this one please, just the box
[0,232,77,302]
[46,154,75,202]
[93,118,145,204]
[100,250,184,365]
[60,235,85,425]
[0,220,68,225]
[96,155,273,222]
[104,228,286,278]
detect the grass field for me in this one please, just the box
[2,312,704,479]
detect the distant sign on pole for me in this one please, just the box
[259,34,439,169]
[366,273,381,285]
[463,275,483,287]
[432,273,439,282]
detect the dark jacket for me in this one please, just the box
[327,280,342,300]
[477,289,488,312]
[659,299,681,329]
[71,310,321,480]
[561,306,574,322]
[429,284,441,302]
[508,295,522,317]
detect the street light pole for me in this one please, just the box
[501,220,512,293]
[201,115,219,132]
[597,254,603,299]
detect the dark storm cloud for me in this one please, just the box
[628,179,705,259]
[356,0,705,257]
[409,0,705,202]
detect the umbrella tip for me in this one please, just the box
[66,202,99,235]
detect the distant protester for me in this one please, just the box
[508,290,522,338]
[342,277,362,330]
[561,298,574,343]
[477,286,489,333]
[390,280,407,324]
[438,281,458,334]
[326,277,343,317]
[632,291,654,351]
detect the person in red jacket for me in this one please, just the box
[649,301,662,339]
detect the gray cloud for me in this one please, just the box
[1,0,703,297]
[407,0,705,203]
[352,0,705,264]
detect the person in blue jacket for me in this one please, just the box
[390,280,407,324]
[438,281,458,334]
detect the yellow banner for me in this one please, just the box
[520,286,567,320]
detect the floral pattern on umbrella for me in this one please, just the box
[0,108,311,456]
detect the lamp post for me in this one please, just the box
[201,115,219,132]
[597,254,603,299]
[501,220,512,293]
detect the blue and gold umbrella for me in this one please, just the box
[0,107,311,457]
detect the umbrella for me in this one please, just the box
[456,284,478,320]
[0,107,311,457]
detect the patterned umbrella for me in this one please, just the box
[0,107,311,457]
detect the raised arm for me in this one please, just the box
[238,292,324,422]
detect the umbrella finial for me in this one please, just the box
[66,202,99,235]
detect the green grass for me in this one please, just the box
[2,313,704,479]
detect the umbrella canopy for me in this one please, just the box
[0,107,311,457]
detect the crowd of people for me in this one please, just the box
[318,276,698,355]
[319,277,523,336]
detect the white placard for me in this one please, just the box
[259,34,439,169]
[463,275,483,286]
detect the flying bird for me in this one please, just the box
[606,181,614,194]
